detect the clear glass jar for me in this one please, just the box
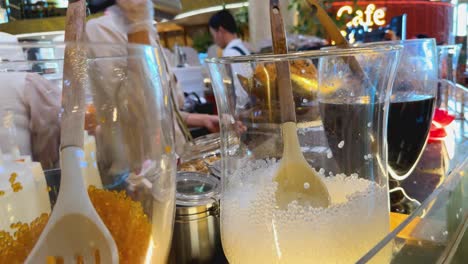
[0,42,176,263]
[207,45,402,263]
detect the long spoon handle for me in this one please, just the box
[306,0,364,79]
[270,0,296,123]
[306,0,347,46]
[60,0,87,149]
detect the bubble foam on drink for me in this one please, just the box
[221,159,390,264]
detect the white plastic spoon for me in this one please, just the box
[269,0,330,209]
[26,1,119,263]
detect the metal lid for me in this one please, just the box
[176,172,220,209]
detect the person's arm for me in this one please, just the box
[182,112,220,133]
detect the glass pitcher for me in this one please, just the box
[0,42,176,263]
[207,45,402,263]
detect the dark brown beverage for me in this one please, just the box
[320,96,435,179]
[319,100,382,178]
[387,96,435,178]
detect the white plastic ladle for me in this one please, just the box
[269,0,331,209]
[26,1,118,263]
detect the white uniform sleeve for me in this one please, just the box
[222,48,252,109]
[25,73,61,169]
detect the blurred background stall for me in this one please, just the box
[0,0,465,85]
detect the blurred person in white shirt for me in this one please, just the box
[0,32,60,169]
[208,10,251,109]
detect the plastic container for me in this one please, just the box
[0,42,176,263]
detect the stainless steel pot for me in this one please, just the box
[169,172,227,264]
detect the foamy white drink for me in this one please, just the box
[221,159,390,264]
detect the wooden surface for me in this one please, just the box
[60,0,87,149]
[269,0,296,123]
